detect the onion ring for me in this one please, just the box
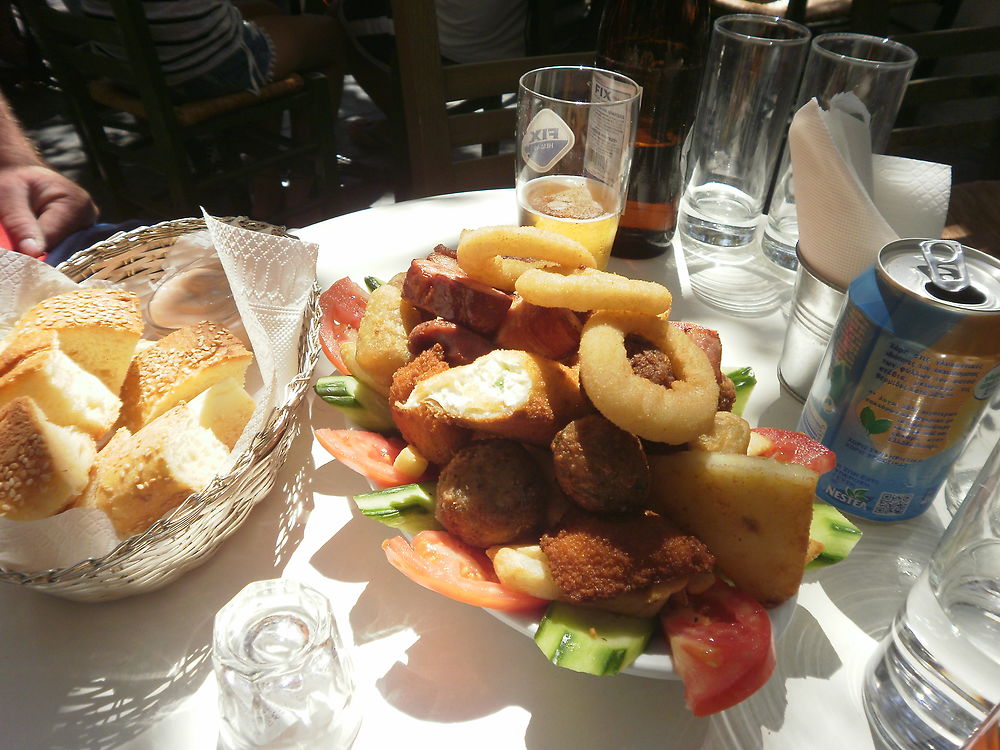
[457,225,595,292]
[578,311,718,444]
[515,267,672,315]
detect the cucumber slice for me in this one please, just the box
[725,366,757,417]
[364,275,384,292]
[807,502,863,569]
[314,375,394,432]
[352,482,441,534]
[534,601,654,676]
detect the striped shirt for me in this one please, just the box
[81,1,248,86]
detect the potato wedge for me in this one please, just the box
[488,544,563,601]
[647,452,816,606]
[355,276,422,392]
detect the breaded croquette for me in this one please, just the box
[539,509,715,603]
[436,440,547,547]
[389,345,471,464]
[551,414,650,513]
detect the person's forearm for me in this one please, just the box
[0,92,44,169]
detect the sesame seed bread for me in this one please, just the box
[0,345,122,441]
[118,321,252,432]
[78,404,230,538]
[187,378,255,450]
[0,397,96,520]
[1,290,143,393]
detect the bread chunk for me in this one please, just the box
[0,397,96,520]
[79,404,229,537]
[119,321,252,431]
[1,290,142,392]
[187,378,255,450]
[0,346,121,440]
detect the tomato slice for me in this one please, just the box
[315,428,417,488]
[749,427,836,474]
[320,277,369,329]
[319,278,369,373]
[383,531,548,612]
[319,319,357,375]
[662,581,776,717]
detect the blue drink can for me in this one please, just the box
[798,239,1000,521]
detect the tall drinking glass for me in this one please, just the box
[762,33,917,270]
[516,66,640,269]
[678,14,811,257]
[864,440,1000,750]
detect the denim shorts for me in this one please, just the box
[169,21,274,103]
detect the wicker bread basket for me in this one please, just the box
[0,217,321,601]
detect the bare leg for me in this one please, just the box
[251,13,346,114]
[243,13,347,219]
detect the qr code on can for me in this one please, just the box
[873,492,912,516]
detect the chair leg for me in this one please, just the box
[303,73,339,198]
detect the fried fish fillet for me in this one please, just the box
[539,509,715,604]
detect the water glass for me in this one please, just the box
[762,33,917,270]
[945,388,1000,514]
[213,579,361,750]
[678,14,810,257]
[864,440,1000,750]
[516,65,641,269]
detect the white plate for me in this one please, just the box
[303,189,802,681]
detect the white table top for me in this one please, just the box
[1,189,953,749]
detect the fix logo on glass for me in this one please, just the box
[522,108,575,173]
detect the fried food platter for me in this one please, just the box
[301,189,806,683]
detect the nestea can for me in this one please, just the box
[798,239,1000,521]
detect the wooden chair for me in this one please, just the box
[887,24,1000,178]
[390,0,592,199]
[16,0,338,221]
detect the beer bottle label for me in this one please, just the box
[522,108,575,173]
[584,70,639,186]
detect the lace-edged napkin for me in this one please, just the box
[204,212,318,457]
[0,216,318,571]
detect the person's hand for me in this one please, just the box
[0,164,97,256]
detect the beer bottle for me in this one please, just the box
[597,0,710,258]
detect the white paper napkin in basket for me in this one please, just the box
[788,98,952,289]
[0,216,317,572]
[204,213,317,457]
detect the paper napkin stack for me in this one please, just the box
[788,97,952,289]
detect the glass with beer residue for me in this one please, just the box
[516,66,640,269]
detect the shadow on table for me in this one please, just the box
[2,422,316,750]
[807,510,944,641]
[311,509,711,748]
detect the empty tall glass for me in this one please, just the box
[762,33,917,270]
[864,440,1000,750]
[678,14,810,258]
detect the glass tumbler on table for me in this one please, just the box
[213,579,361,750]
[761,33,917,270]
[516,65,641,270]
[678,13,810,258]
[864,439,1000,750]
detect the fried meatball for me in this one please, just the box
[551,414,650,513]
[625,334,674,387]
[435,439,546,547]
[539,509,715,603]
